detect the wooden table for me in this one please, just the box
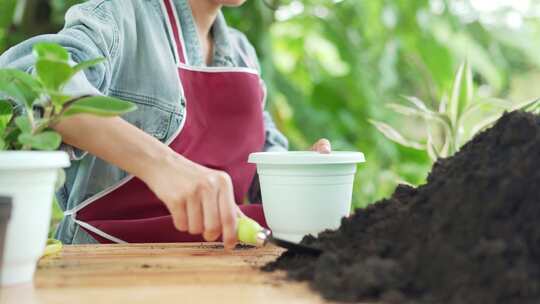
[0,243,334,304]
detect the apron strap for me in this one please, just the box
[162,0,189,65]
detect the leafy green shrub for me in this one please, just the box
[0,42,136,151]
[370,61,540,161]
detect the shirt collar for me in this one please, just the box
[211,12,235,67]
[173,0,235,67]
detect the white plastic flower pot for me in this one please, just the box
[0,151,69,286]
[248,151,365,243]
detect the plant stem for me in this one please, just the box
[43,103,53,120]
[26,105,35,128]
[32,119,50,135]
[21,105,35,151]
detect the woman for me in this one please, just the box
[0,0,330,249]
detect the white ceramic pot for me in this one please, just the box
[248,151,365,243]
[0,151,70,286]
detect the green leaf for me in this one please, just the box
[467,98,540,137]
[0,101,12,130]
[387,103,443,122]
[426,130,439,161]
[386,103,420,116]
[462,97,513,119]
[0,78,25,105]
[35,59,74,91]
[63,96,137,117]
[449,60,474,127]
[18,131,62,151]
[438,94,448,114]
[15,116,32,133]
[510,97,540,112]
[400,96,453,127]
[33,43,69,62]
[72,58,105,74]
[392,99,451,160]
[0,137,5,150]
[439,131,451,157]
[0,69,42,107]
[386,102,453,140]
[3,127,20,149]
[49,91,72,107]
[402,95,430,112]
[369,119,424,150]
[470,114,501,137]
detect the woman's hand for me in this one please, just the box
[141,151,240,250]
[56,115,241,249]
[311,138,332,153]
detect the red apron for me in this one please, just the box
[67,0,267,243]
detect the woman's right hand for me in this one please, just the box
[54,115,240,249]
[141,150,240,250]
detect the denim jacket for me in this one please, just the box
[0,0,288,244]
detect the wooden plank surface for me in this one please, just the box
[0,243,335,304]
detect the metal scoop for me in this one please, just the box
[238,217,322,255]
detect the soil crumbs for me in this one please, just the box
[263,111,540,304]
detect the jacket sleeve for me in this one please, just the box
[0,1,121,159]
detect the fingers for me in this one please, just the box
[163,167,237,250]
[187,197,203,235]
[312,138,332,154]
[201,179,221,242]
[171,200,188,232]
[217,173,238,250]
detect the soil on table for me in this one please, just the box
[263,111,540,304]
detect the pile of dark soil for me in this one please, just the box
[263,111,540,304]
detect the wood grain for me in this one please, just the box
[0,243,338,304]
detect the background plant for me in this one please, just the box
[370,61,540,160]
[3,0,540,209]
[0,43,136,151]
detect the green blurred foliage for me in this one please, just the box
[2,0,540,209]
[226,0,540,207]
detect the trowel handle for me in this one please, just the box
[237,216,270,247]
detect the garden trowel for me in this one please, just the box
[237,217,322,256]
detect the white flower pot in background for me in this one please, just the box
[0,151,69,286]
[249,151,365,243]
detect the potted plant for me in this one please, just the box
[370,61,540,161]
[0,43,136,285]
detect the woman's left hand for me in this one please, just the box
[311,138,332,154]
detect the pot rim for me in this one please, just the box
[0,151,70,170]
[248,151,365,165]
